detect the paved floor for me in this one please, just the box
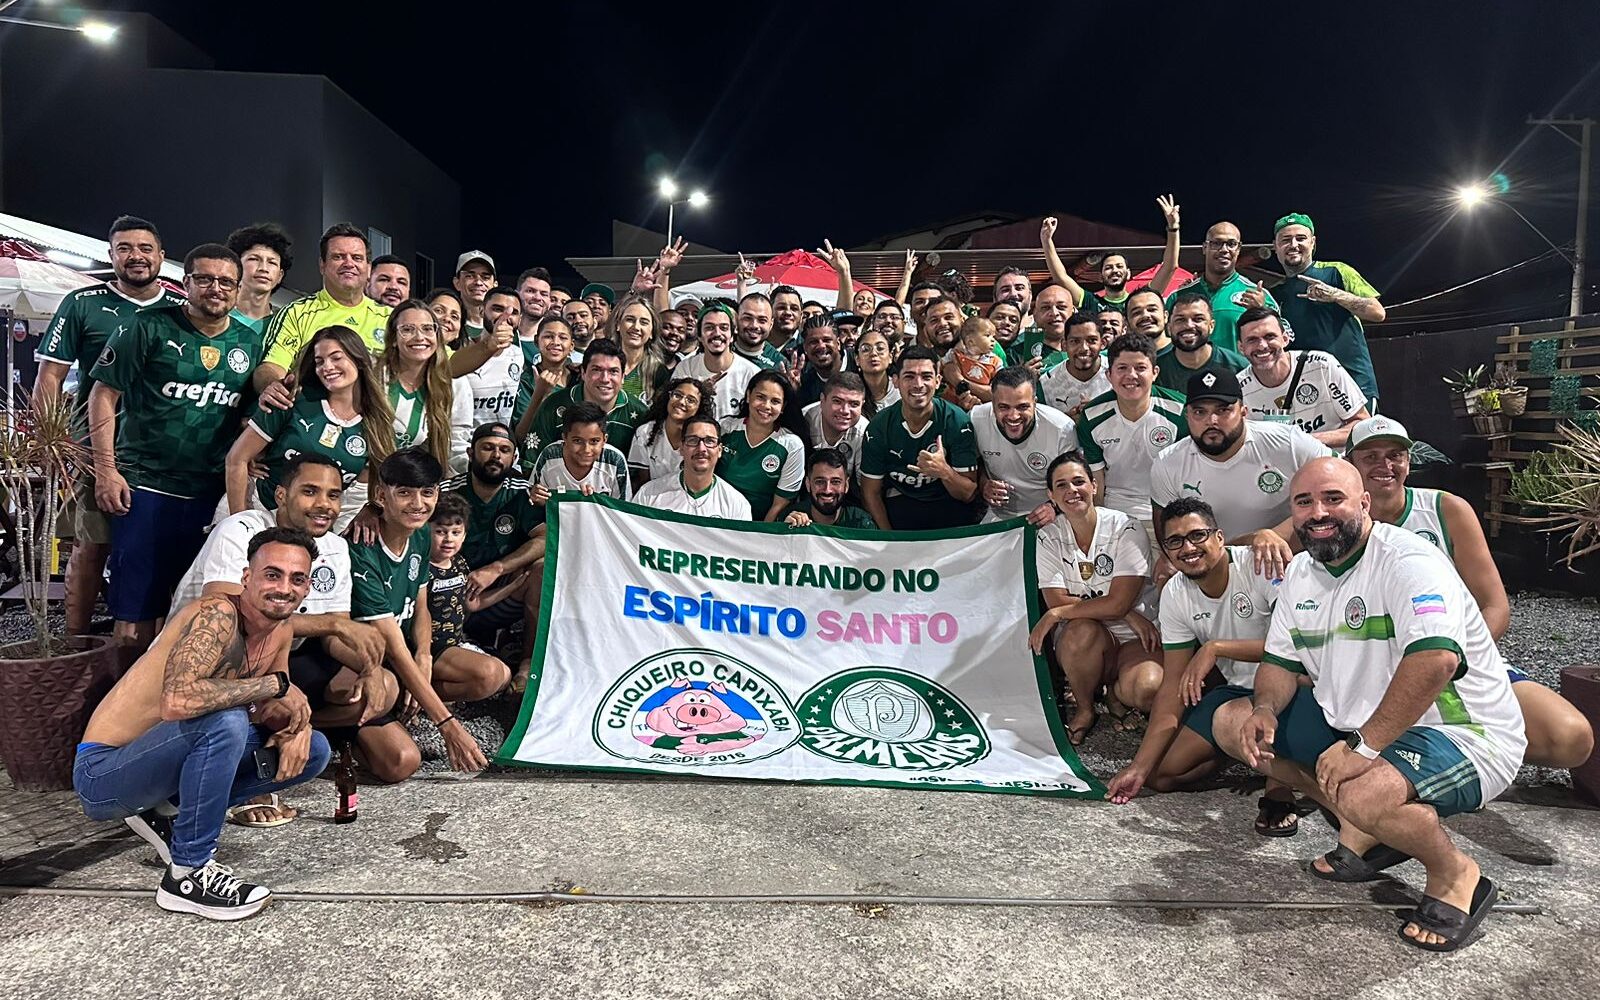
[2,770,1597,999]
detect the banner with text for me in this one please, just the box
[498,496,1103,798]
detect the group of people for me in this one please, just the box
[44,207,1592,949]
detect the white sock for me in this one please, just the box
[169,863,194,878]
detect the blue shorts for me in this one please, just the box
[108,487,220,623]
[1271,687,1484,818]
[1506,667,1530,684]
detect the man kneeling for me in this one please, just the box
[74,527,329,921]
[1214,459,1525,952]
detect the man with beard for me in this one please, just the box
[1237,307,1369,447]
[860,345,979,531]
[515,267,555,368]
[917,295,964,356]
[675,303,760,420]
[550,286,572,312]
[35,215,187,636]
[973,367,1077,526]
[992,266,1034,320]
[1212,459,1524,953]
[442,425,546,694]
[802,373,869,478]
[366,255,411,308]
[1166,222,1279,353]
[871,299,908,348]
[1041,314,1112,417]
[517,339,648,466]
[1273,213,1385,406]
[784,449,876,529]
[461,287,526,427]
[453,251,497,341]
[255,225,390,392]
[581,283,614,331]
[1076,334,1188,537]
[796,314,851,408]
[657,306,694,362]
[634,414,752,520]
[734,292,784,370]
[831,309,863,353]
[1124,287,1171,352]
[1154,292,1249,394]
[1095,310,1125,347]
[767,284,807,359]
[89,245,263,655]
[1150,369,1328,542]
[562,297,597,352]
[1018,284,1073,368]
[74,527,327,921]
[225,222,293,335]
[1042,196,1181,315]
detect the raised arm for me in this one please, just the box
[654,238,686,314]
[895,249,918,305]
[1148,195,1181,297]
[1041,217,1086,307]
[817,239,853,311]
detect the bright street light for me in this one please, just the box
[1456,183,1489,208]
[658,177,679,200]
[687,190,709,209]
[658,178,710,244]
[80,21,118,45]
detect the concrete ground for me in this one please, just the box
[1,767,1597,1000]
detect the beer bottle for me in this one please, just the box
[334,741,359,824]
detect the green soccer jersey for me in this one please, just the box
[1017,328,1069,368]
[1154,343,1250,394]
[517,382,647,473]
[229,308,270,337]
[37,283,187,440]
[860,398,979,502]
[1275,260,1381,401]
[441,474,543,569]
[734,343,785,371]
[246,395,371,507]
[89,303,262,498]
[790,495,877,529]
[1165,273,1280,354]
[349,525,433,643]
[716,418,806,518]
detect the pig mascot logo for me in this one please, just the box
[635,678,763,756]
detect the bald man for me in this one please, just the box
[1165,221,1280,353]
[1212,458,1524,952]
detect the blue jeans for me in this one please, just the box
[73,708,331,868]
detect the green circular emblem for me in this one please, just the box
[1344,596,1367,630]
[1257,469,1285,494]
[796,667,989,771]
[1417,529,1440,546]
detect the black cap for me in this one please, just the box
[829,308,862,328]
[471,421,516,444]
[1185,368,1243,404]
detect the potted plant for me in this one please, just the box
[1520,422,1600,566]
[1473,388,1507,435]
[1443,365,1487,417]
[0,391,120,791]
[1493,362,1529,417]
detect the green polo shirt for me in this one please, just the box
[1166,272,1280,354]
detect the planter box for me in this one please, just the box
[1565,666,1600,806]
[0,635,120,792]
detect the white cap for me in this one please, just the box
[1346,415,1413,454]
[455,250,495,274]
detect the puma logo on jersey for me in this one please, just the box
[166,340,185,356]
[297,419,315,432]
[1182,482,1202,493]
[1395,750,1422,771]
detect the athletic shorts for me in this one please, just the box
[1181,683,1257,749]
[107,488,220,623]
[884,493,980,532]
[1270,687,1484,818]
[287,638,347,713]
[1506,667,1530,684]
[72,472,112,546]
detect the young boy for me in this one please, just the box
[943,316,1001,410]
[426,493,516,703]
[529,401,632,503]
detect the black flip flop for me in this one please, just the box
[1255,795,1300,838]
[1310,843,1413,882]
[1400,876,1498,952]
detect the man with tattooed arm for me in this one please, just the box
[72,527,331,921]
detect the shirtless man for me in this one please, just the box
[73,527,331,921]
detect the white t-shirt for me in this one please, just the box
[633,473,753,521]
[1158,546,1281,687]
[1239,350,1367,437]
[388,375,475,475]
[1041,362,1111,417]
[1396,487,1453,556]
[1264,524,1526,800]
[462,344,524,428]
[1150,421,1331,541]
[169,509,352,646]
[1076,390,1188,524]
[1036,506,1153,643]
[531,442,631,500]
[970,403,1079,523]
[627,420,683,483]
[674,352,760,420]
[802,402,868,477]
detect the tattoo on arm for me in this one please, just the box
[160,600,279,719]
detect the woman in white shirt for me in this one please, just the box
[627,375,712,491]
[378,299,473,474]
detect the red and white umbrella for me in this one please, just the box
[0,239,96,321]
[668,249,885,308]
[1126,263,1194,296]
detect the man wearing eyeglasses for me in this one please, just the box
[1165,222,1280,353]
[634,414,752,520]
[87,244,262,654]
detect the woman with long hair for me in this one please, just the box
[377,299,473,473]
[852,327,899,417]
[717,369,808,522]
[609,294,669,404]
[627,375,711,491]
[224,325,396,529]
[426,288,466,349]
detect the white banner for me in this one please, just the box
[498,496,1103,798]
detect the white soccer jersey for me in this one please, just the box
[1036,507,1153,641]
[1158,546,1281,687]
[169,509,352,645]
[633,473,753,521]
[1264,524,1525,799]
[1396,487,1453,556]
[1238,351,1366,437]
[462,344,524,428]
[1075,389,1188,524]
[1150,420,1330,541]
[673,352,760,420]
[802,402,868,477]
[532,442,631,500]
[970,403,1079,523]
[627,420,683,483]
[1041,363,1111,417]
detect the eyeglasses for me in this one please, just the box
[1204,239,1241,250]
[1159,528,1221,551]
[683,435,720,450]
[857,343,890,355]
[398,323,439,337]
[668,390,700,404]
[188,274,239,291]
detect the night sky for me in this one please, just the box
[105,2,1600,328]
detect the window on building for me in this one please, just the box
[415,252,434,293]
[368,227,392,258]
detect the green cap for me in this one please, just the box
[1273,213,1315,235]
[580,282,615,306]
[696,301,735,324]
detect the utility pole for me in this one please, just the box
[1529,116,1595,316]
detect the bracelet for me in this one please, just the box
[435,715,457,730]
[1167,227,1180,233]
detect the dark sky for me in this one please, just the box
[106,2,1600,327]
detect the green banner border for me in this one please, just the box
[495,494,1106,799]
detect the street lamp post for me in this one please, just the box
[658,177,708,246]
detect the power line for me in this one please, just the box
[1384,249,1565,311]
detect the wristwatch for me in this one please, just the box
[1345,730,1380,760]
[271,672,290,700]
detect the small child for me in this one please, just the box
[528,401,632,504]
[427,493,521,700]
[943,316,1002,409]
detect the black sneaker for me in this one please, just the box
[125,809,174,865]
[155,861,271,921]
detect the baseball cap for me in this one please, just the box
[455,250,495,275]
[1346,415,1413,454]
[1185,368,1243,404]
[1273,212,1315,235]
[471,421,515,445]
[580,282,615,307]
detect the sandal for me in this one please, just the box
[1310,842,1412,882]
[226,792,296,829]
[1400,876,1498,952]
[1067,713,1098,746]
[1254,795,1300,838]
